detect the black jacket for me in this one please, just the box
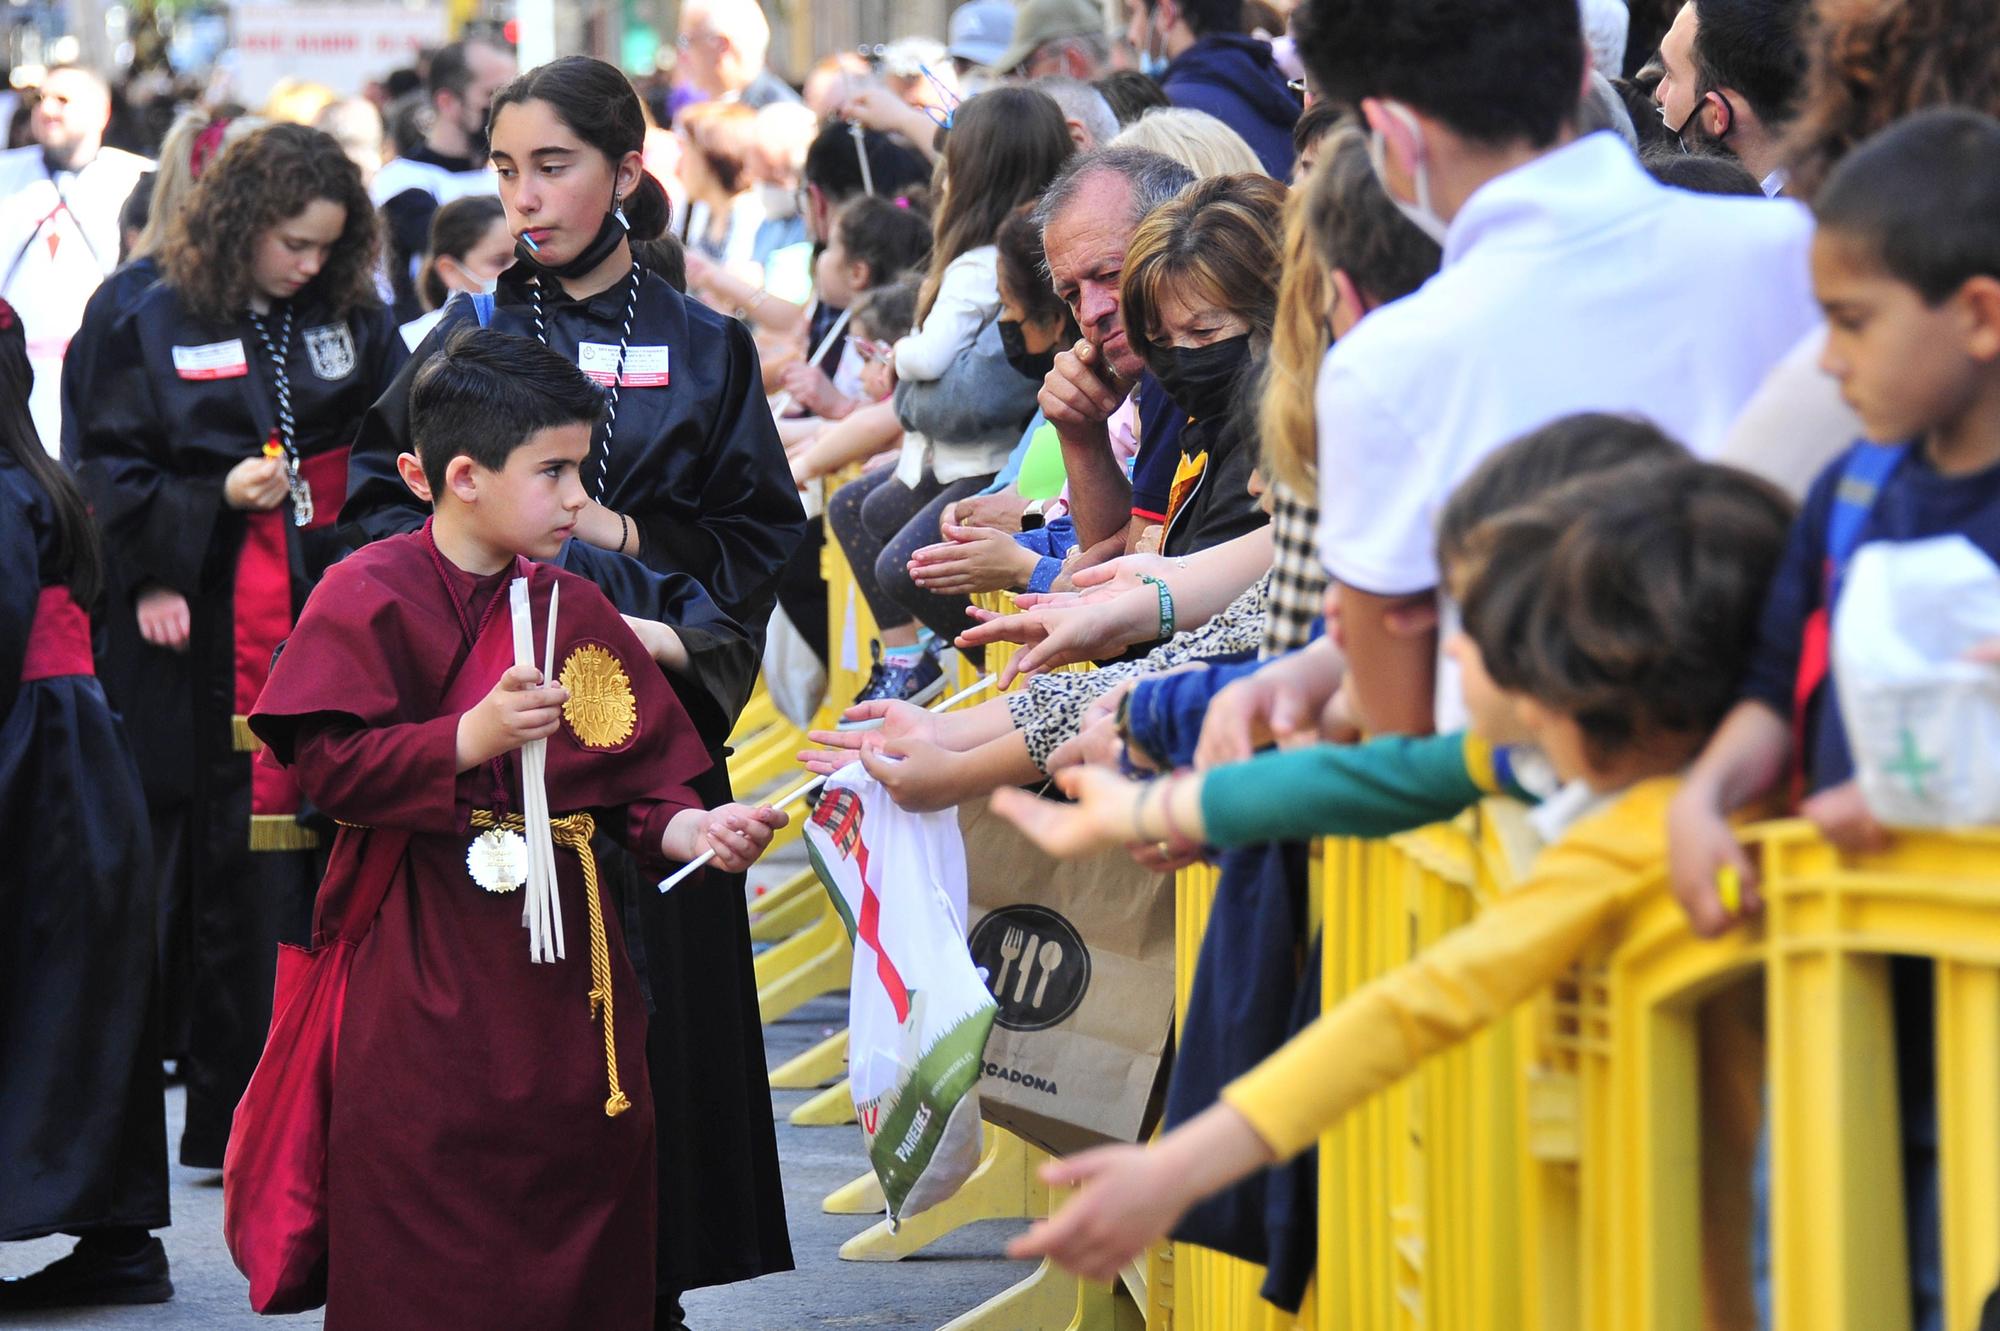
[75,282,404,599]
[1162,34,1301,179]
[342,264,805,733]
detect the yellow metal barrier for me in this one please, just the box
[1515,821,2000,1331]
[789,541,2000,1330]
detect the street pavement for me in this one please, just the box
[0,848,1030,1330]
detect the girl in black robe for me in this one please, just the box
[339,57,804,1326]
[0,296,171,1309]
[72,123,405,1170]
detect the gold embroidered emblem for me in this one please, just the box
[559,644,637,749]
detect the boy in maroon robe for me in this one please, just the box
[248,329,785,1329]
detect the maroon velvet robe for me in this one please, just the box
[250,527,711,1330]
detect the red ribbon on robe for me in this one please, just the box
[21,586,93,682]
[236,447,348,852]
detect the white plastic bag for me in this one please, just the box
[760,604,826,729]
[802,764,997,1223]
[1832,535,2000,827]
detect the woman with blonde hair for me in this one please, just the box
[1110,106,1269,179]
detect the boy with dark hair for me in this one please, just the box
[1671,106,2000,930]
[239,328,783,1327]
[1671,107,2000,1331]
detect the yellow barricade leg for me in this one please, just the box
[748,871,827,944]
[935,1259,1086,1331]
[769,1027,848,1090]
[824,1168,886,1215]
[754,899,851,1025]
[1769,903,1911,1329]
[790,1076,857,1127]
[841,1128,1044,1262]
[1937,960,2000,1331]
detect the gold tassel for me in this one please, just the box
[248,814,320,852]
[471,809,629,1117]
[232,715,265,753]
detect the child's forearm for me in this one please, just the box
[798,400,900,480]
[1683,700,1791,813]
[932,696,1018,750]
[660,807,713,862]
[1221,872,1618,1160]
[1193,735,1497,846]
[1158,527,1275,628]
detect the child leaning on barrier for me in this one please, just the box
[1665,106,2000,1331]
[994,456,1794,1281]
[1668,107,2000,927]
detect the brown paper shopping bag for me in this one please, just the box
[959,802,1177,1157]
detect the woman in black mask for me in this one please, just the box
[1119,171,1286,559]
[339,56,803,1331]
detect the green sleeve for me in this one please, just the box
[1197,731,1497,845]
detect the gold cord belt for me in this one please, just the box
[470,810,632,1118]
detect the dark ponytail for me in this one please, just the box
[489,56,668,241]
[0,300,103,608]
[418,194,507,311]
[622,170,670,242]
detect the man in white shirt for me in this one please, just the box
[0,66,150,454]
[1297,0,1819,734]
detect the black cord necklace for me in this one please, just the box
[246,302,312,526]
[529,263,642,502]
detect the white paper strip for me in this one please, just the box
[510,578,564,963]
[656,673,998,892]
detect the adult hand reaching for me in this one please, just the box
[955,586,1160,687]
[797,699,939,775]
[1193,640,1345,770]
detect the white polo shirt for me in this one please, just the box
[1315,130,1819,598]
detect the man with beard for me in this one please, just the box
[0,66,149,452]
[1652,0,1809,195]
[373,36,517,322]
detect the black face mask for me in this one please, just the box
[998,319,1057,383]
[1153,334,1252,420]
[513,202,630,281]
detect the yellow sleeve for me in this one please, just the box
[1219,853,1623,1161]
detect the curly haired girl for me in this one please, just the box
[73,120,405,1169]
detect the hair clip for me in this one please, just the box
[190,118,232,179]
[893,195,910,209]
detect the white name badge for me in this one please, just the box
[577,342,669,388]
[172,339,249,380]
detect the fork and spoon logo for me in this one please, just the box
[968,905,1090,1031]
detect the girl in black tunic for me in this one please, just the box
[0,296,170,1309]
[339,57,803,1326]
[72,124,405,1170]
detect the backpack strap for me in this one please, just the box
[1789,440,1909,797]
[470,291,496,328]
